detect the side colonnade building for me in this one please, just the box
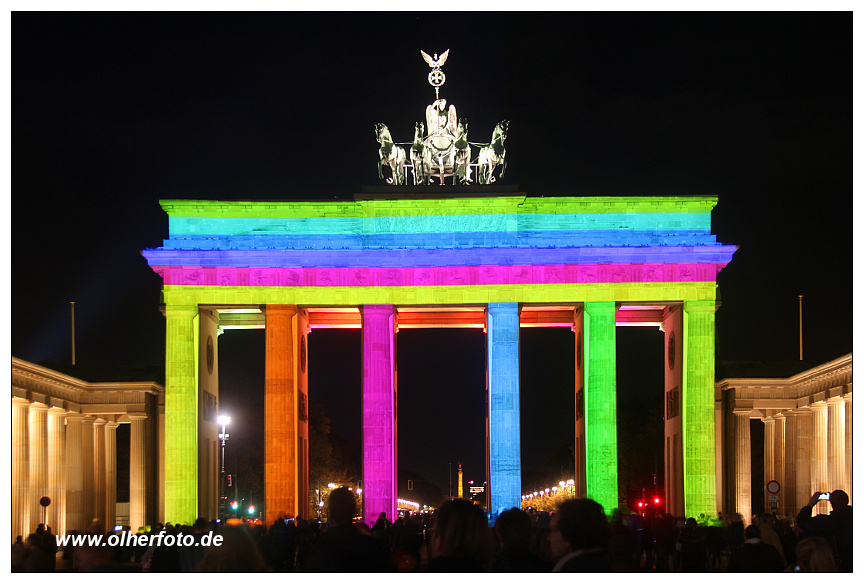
[141,189,737,525]
[11,358,163,541]
[717,353,852,522]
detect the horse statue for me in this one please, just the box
[375,123,407,185]
[478,120,508,184]
[453,118,472,184]
[410,121,428,185]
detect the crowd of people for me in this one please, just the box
[12,488,852,573]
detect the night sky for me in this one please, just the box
[12,12,852,506]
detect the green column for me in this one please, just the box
[583,301,618,514]
[164,304,198,524]
[683,300,717,518]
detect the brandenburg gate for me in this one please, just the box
[142,190,737,524]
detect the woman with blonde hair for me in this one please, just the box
[795,536,836,572]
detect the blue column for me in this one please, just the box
[486,302,521,520]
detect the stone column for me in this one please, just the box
[65,413,85,533]
[164,303,199,524]
[104,422,119,531]
[360,305,397,526]
[487,302,522,518]
[733,409,751,525]
[794,407,812,512]
[763,416,775,479]
[29,402,49,533]
[763,417,775,512]
[783,411,798,514]
[774,414,785,513]
[844,397,852,504]
[12,398,31,541]
[810,402,829,513]
[93,419,106,530]
[265,304,299,523]
[583,301,618,514]
[682,300,717,518]
[827,397,846,496]
[81,418,95,529]
[129,415,148,531]
[47,407,67,537]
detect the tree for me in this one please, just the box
[307,400,359,517]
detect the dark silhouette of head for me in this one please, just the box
[744,524,761,540]
[327,487,356,526]
[432,498,492,564]
[829,490,849,509]
[494,507,532,549]
[553,498,609,552]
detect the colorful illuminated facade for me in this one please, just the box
[142,191,736,523]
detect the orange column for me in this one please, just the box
[265,305,298,524]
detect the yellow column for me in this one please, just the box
[164,304,199,524]
[265,305,298,523]
[12,398,30,541]
[47,407,67,537]
[763,417,775,512]
[29,402,49,533]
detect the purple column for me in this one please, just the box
[361,305,396,527]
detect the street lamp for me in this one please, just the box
[218,415,231,519]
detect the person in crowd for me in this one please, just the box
[652,513,676,572]
[793,535,837,572]
[676,517,707,572]
[12,535,27,572]
[307,486,394,572]
[608,507,637,571]
[371,511,392,542]
[727,524,784,572]
[22,533,54,572]
[177,517,210,572]
[777,516,798,568]
[530,510,552,560]
[547,498,613,572]
[266,513,296,572]
[796,490,852,572]
[196,524,269,572]
[754,512,786,566]
[488,507,549,572]
[726,512,744,551]
[424,498,492,572]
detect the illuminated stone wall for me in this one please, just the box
[144,194,735,521]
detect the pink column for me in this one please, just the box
[360,305,397,527]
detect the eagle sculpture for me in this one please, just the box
[420,49,449,69]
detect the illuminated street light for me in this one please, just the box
[218,415,231,519]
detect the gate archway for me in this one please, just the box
[143,190,736,524]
